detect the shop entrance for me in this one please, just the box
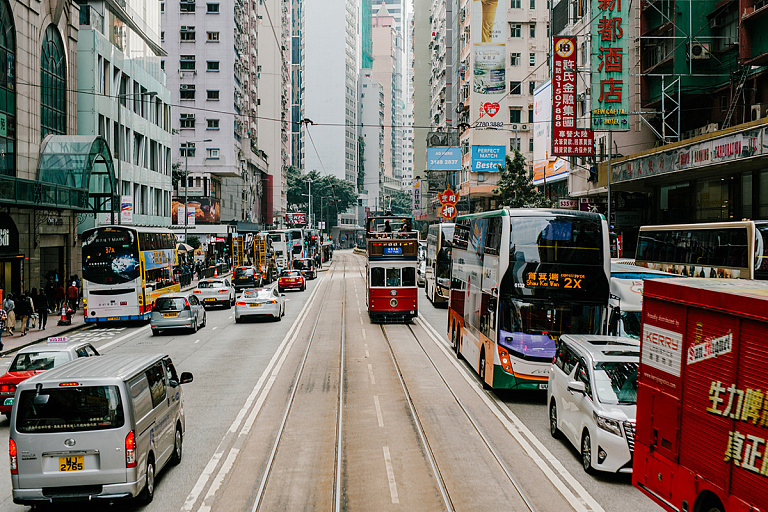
[40,246,64,290]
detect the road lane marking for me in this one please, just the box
[183,275,326,512]
[361,328,366,339]
[364,344,370,358]
[415,316,604,512]
[360,316,364,325]
[194,339,201,344]
[97,325,150,351]
[212,326,218,330]
[374,395,384,427]
[198,448,240,512]
[367,364,376,385]
[383,446,400,504]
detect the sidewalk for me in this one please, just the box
[0,272,230,357]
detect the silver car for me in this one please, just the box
[234,287,285,322]
[150,292,206,335]
[193,278,236,309]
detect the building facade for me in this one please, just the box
[358,71,385,212]
[291,0,304,175]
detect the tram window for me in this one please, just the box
[386,268,401,287]
[371,267,385,287]
[402,267,416,286]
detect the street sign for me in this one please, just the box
[439,204,458,220]
[438,188,459,220]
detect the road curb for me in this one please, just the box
[0,321,91,357]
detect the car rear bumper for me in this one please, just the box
[235,304,280,318]
[13,477,142,504]
[150,315,195,330]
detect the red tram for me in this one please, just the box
[365,216,419,323]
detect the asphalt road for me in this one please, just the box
[0,251,663,512]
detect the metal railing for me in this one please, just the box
[0,175,91,210]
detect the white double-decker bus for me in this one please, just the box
[266,230,293,272]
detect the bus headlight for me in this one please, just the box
[390,299,398,307]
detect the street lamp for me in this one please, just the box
[305,177,313,229]
[114,90,158,225]
[183,139,212,242]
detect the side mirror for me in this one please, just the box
[567,381,586,394]
[179,372,194,384]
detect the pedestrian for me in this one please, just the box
[3,293,15,336]
[26,289,37,331]
[16,291,30,336]
[0,306,5,350]
[44,277,55,312]
[35,289,48,330]
[67,281,79,311]
[54,282,65,311]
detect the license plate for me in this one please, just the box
[248,303,262,307]
[539,383,548,390]
[163,312,178,317]
[204,298,216,302]
[107,317,121,321]
[3,397,13,406]
[59,456,84,472]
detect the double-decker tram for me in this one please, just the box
[448,209,610,390]
[365,216,419,323]
[82,226,180,323]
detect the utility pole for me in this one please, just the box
[183,139,212,241]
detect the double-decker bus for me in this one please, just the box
[287,228,305,260]
[425,223,455,305]
[266,230,292,271]
[449,209,610,390]
[365,216,419,323]
[82,226,180,323]
[635,220,768,279]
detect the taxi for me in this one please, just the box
[0,340,100,419]
[277,270,305,292]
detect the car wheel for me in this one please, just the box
[581,431,593,473]
[225,299,232,310]
[152,328,159,336]
[549,401,562,439]
[192,319,198,334]
[235,317,242,324]
[201,312,207,328]
[137,456,155,504]
[454,328,463,360]
[278,286,284,293]
[170,426,183,465]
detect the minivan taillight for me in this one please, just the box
[9,438,17,474]
[125,431,136,468]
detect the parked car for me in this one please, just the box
[417,259,426,287]
[150,292,206,335]
[233,266,262,292]
[234,287,285,322]
[547,334,639,474]
[278,270,305,292]
[193,278,235,308]
[292,258,316,279]
[10,353,193,505]
[0,341,100,419]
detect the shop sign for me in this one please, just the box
[590,0,630,130]
[558,198,578,209]
[472,146,506,172]
[47,217,63,226]
[0,213,19,255]
[612,128,763,184]
[286,212,307,225]
[187,206,195,227]
[412,179,422,217]
[615,210,642,227]
[427,148,462,170]
[552,37,594,155]
[121,195,133,224]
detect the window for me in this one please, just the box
[180,142,196,157]
[161,31,164,41]
[530,52,535,66]
[161,60,165,70]
[511,0,520,7]
[510,137,521,150]
[180,55,195,70]
[529,81,536,94]
[180,84,195,99]
[180,0,195,12]
[161,2,165,12]
[206,90,220,100]
[206,2,219,12]
[180,26,195,41]
[206,148,220,159]
[509,108,521,123]
[180,113,195,128]
[530,24,535,37]
[529,138,534,151]
[510,81,521,95]
[528,109,534,123]
[370,267,385,287]
[386,268,401,287]
[206,60,220,71]
[146,363,167,408]
[206,31,220,42]
[402,267,416,287]
[206,118,220,129]
[530,0,535,8]
[41,25,66,138]
[510,52,521,66]
[510,23,521,37]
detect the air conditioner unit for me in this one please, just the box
[689,41,711,60]
[520,124,530,131]
[511,124,518,131]
[751,103,768,121]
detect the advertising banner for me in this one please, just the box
[187,206,195,227]
[472,145,505,172]
[120,195,133,224]
[591,0,630,130]
[412,179,422,217]
[533,81,570,185]
[427,147,462,170]
[552,37,594,156]
[176,206,185,225]
[286,212,307,225]
[472,0,505,131]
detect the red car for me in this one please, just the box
[278,270,305,292]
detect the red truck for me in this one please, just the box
[634,278,768,512]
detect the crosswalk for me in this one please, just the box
[62,327,127,344]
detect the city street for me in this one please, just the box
[0,251,662,512]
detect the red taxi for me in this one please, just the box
[278,270,305,292]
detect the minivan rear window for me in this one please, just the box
[198,281,224,288]
[154,297,186,311]
[16,386,125,433]
[235,268,254,278]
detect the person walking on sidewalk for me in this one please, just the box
[25,290,36,331]
[15,291,30,336]
[35,290,48,330]
[3,293,14,336]
[54,283,65,311]
[66,282,79,311]
[0,307,6,350]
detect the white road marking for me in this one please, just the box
[367,364,376,385]
[212,326,218,330]
[97,325,150,351]
[358,307,361,316]
[415,316,605,512]
[361,328,366,340]
[383,446,400,504]
[194,339,201,344]
[373,395,384,427]
[198,448,240,512]
[360,316,364,325]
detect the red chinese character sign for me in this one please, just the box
[591,0,629,130]
[552,37,594,156]
[438,189,459,220]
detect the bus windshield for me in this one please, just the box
[510,217,603,264]
[82,228,140,285]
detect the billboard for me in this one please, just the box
[172,198,220,224]
[472,0,505,131]
[472,145,505,172]
[120,195,133,224]
[533,80,570,185]
[552,37,594,156]
[591,0,630,130]
[427,147,462,170]
[286,212,307,225]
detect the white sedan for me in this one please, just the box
[234,287,285,322]
[193,278,236,309]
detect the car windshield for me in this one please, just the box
[16,386,125,433]
[593,361,639,405]
[198,281,224,288]
[154,297,186,310]
[9,351,71,372]
[282,271,301,277]
[244,290,273,299]
[620,311,641,338]
[294,260,311,269]
[235,268,254,277]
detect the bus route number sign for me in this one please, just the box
[525,272,585,289]
[384,246,403,255]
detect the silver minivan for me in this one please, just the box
[9,353,193,505]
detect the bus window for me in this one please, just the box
[370,267,385,287]
[402,267,416,287]
[386,268,401,287]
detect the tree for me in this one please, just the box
[494,150,553,208]
[172,161,184,191]
[186,235,201,250]
[388,189,412,215]
[286,168,358,227]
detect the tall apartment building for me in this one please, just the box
[373,0,405,33]
[78,0,173,229]
[359,71,386,211]
[373,6,404,181]
[429,0,455,132]
[304,0,359,183]
[291,0,305,173]
[412,0,431,189]
[162,0,267,233]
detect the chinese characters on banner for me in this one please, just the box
[438,189,459,220]
[591,0,630,130]
[552,37,594,156]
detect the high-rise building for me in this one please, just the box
[372,0,405,35]
[291,0,305,176]
[373,6,404,181]
[412,0,431,194]
[358,71,385,212]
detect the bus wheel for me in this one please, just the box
[453,327,462,360]
[479,350,490,389]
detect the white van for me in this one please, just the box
[9,353,193,506]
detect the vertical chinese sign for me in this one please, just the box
[591,0,629,130]
[552,37,594,156]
